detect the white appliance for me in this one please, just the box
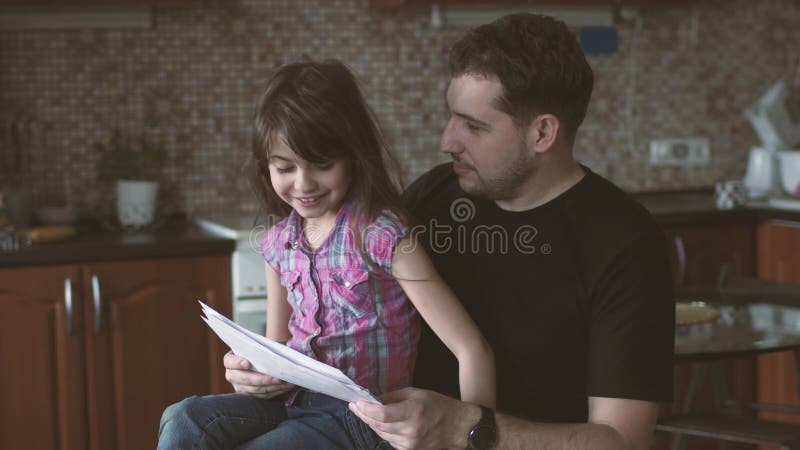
[197,215,269,335]
[777,150,800,197]
[745,80,800,150]
[743,146,777,198]
[745,80,800,205]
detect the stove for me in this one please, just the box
[196,214,269,335]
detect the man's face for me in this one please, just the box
[440,74,534,200]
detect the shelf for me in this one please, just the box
[658,413,800,447]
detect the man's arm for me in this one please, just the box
[350,389,660,450]
[492,396,659,450]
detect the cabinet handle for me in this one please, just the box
[64,278,73,336]
[92,275,102,334]
[674,235,686,286]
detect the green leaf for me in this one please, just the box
[94,124,170,183]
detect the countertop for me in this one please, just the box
[2,191,800,268]
[631,191,800,225]
[0,218,235,268]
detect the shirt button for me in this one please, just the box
[344,281,351,287]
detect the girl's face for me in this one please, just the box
[267,137,351,224]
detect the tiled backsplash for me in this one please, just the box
[1,0,798,220]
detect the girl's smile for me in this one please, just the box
[296,194,323,204]
[267,137,351,226]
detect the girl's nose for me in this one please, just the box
[294,169,317,192]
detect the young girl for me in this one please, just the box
[158,59,494,450]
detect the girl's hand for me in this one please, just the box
[223,351,295,399]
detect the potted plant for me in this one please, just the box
[94,123,168,227]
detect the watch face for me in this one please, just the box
[469,425,497,449]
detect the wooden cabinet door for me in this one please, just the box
[757,220,800,282]
[756,220,800,425]
[81,256,231,450]
[0,265,86,450]
[662,221,756,288]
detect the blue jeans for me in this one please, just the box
[157,391,390,450]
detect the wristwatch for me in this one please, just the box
[467,405,497,450]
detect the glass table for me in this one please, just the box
[661,291,800,450]
[675,294,800,362]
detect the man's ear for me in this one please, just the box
[525,114,560,154]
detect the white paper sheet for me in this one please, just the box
[199,301,380,404]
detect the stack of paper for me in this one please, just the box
[199,301,380,404]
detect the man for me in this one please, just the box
[345,12,674,450]
[227,12,674,450]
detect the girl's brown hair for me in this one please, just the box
[247,59,405,227]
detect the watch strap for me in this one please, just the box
[467,405,497,450]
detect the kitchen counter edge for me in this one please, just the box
[0,223,235,268]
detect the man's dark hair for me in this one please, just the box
[449,13,594,142]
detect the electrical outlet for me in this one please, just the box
[649,138,710,166]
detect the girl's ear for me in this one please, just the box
[525,114,560,154]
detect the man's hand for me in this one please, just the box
[223,351,294,399]
[349,387,480,450]
[349,388,660,450]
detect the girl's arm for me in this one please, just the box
[265,263,292,343]
[392,235,496,409]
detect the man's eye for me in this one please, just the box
[466,122,482,132]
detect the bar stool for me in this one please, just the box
[657,266,800,450]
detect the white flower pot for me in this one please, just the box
[116,180,158,227]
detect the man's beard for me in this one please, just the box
[457,146,534,201]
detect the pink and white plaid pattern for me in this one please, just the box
[261,202,419,397]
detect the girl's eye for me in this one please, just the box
[315,162,334,171]
[274,166,294,174]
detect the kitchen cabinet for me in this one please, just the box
[662,220,756,289]
[0,255,231,450]
[755,220,800,426]
[655,220,757,450]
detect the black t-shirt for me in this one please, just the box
[405,163,675,423]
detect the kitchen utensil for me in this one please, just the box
[0,192,16,252]
[715,180,747,209]
[745,80,800,149]
[777,150,800,196]
[743,146,777,198]
[25,225,77,243]
[676,302,721,326]
[36,206,79,225]
[3,118,35,228]
[1,233,20,252]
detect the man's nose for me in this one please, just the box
[440,118,460,154]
